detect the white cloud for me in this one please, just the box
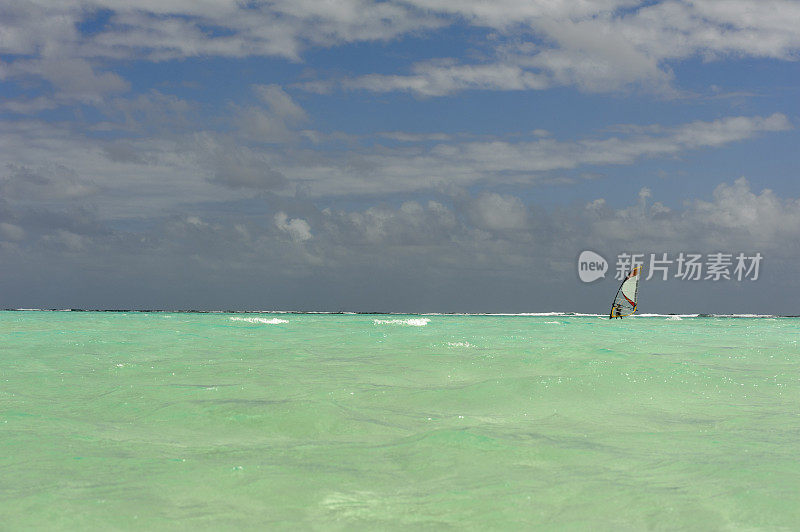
[232,86,308,143]
[332,0,800,95]
[403,0,632,27]
[690,178,800,248]
[323,200,457,245]
[275,212,313,241]
[1,163,98,201]
[268,113,790,197]
[42,229,90,251]
[343,61,551,96]
[0,112,789,219]
[468,193,528,231]
[0,0,444,62]
[377,131,456,142]
[206,141,288,190]
[109,90,195,132]
[4,1,800,99]
[0,97,60,115]
[0,222,26,241]
[3,58,129,103]
[0,120,231,219]
[253,85,307,123]
[3,177,799,311]
[585,178,800,257]
[233,106,302,143]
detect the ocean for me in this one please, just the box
[1,311,799,530]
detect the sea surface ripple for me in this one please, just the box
[1,312,799,529]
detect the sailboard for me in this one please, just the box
[609,266,641,318]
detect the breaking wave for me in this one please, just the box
[229,317,288,324]
[373,318,430,326]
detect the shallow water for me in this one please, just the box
[2,312,799,529]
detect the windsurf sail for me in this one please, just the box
[609,266,641,318]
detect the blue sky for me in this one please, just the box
[1,0,800,312]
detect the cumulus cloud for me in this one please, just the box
[275,212,313,241]
[2,178,798,311]
[322,200,457,245]
[583,178,800,260]
[689,178,800,250]
[468,193,528,231]
[6,176,797,259]
[232,86,309,143]
[1,2,797,313]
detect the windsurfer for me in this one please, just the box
[608,265,641,319]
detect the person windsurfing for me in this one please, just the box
[608,265,641,319]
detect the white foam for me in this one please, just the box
[716,313,775,318]
[229,317,288,324]
[666,316,682,321]
[415,312,608,317]
[446,341,473,347]
[483,312,603,317]
[373,318,430,326]
[637,313,699,318]
[502,312,564,316]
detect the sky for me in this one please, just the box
[1,0,800,313]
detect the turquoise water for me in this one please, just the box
[1,312,799,530]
